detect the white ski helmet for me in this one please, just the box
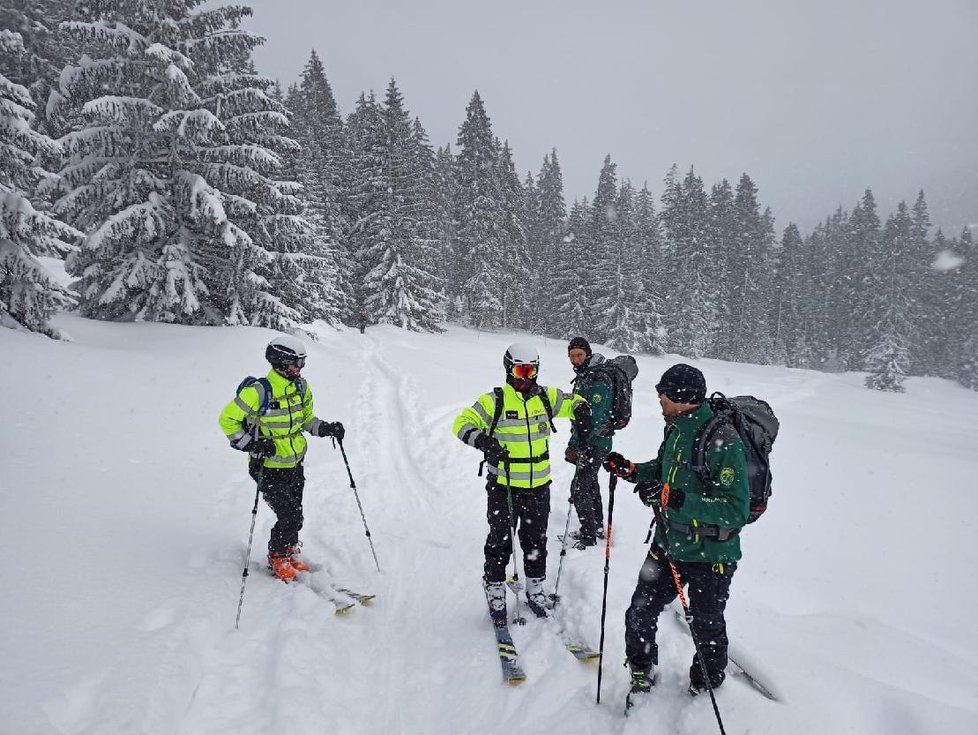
[503,342,540,378]
[265,334,307,367]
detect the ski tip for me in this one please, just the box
[334,604,355,616]
[507,675,526,686]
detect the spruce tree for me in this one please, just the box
[454,91,503,328]
[864,202,915,391]
[0,28,79,336]
[950,227,977,389]
[57,1,295,325]
[495,140,530,329]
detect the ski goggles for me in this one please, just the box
[284,356,306,368]
[509,363,538,380]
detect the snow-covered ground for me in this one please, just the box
[2,316,977,735]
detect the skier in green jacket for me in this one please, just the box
[604,363,749,708]
[564,337,614,549]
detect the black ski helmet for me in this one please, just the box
[265,335,307,367]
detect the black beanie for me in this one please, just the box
[567,337,592,356]
[655,364,706,404]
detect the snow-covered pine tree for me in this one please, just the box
[588,154,619,342]
[633,182,666,355]
[345,90,386,317]
[0,28,79,337]
[950,227,977,389]
[207,56,339,330]
[495,140,529,329]
[285,50,351,323]
[864,202,916,392]
[355,79,441,331]
[454,91,503,328]
[551,198,591,339]
[603,180,656,352]
[908,190,941,376]
[723,173,775,363]
[661,167,715,358]
[774,223,813,367]
[535,150,567,337]
[56,0,283,325]
[707,179,736,359]
[842,190,881,369]
[431,144,457,309]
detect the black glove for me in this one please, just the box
[246,437,276,459]
[318,421,345,442]
[636,482,685,509]
[474,433,507,465]
[603,451,635,479]
[572,401,593,437]
[564,446,578,464]
[636,482,662,507]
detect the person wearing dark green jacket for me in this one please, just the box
[564,337,614,549]
[604,363,749,706]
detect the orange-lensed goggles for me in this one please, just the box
[509,363,538,380]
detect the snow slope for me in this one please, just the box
[1,316,976,735]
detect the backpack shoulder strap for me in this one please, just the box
[237,376,272,416]
[536,385,557,432]
[486,387,505,439]
[690,414,729,484]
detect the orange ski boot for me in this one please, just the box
[268,552,298,582]
[286,545,311,573]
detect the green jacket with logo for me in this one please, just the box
[453,383,585,489]
[568,356,614,454]
[218,370,326,469]
[632,403,749,563]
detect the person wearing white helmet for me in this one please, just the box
[218,335,345,582]
[453,343,592,622]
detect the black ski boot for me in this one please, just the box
[484,579,507,624]
[525,576,549,618]
[625,663,655,713]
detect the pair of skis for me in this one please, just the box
[491,578,599,685]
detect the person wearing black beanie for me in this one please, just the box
[601,363,750,708]
[564,337,613,549]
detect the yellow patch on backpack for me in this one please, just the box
[719,467,735,486]
[592,392,602,403]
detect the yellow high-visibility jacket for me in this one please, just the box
[218,370,325,469]
[453,383,585,489]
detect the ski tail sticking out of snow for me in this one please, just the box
[493,621,526,685]
[511,576,598,662]
[335,588,376,606]
[671,604,783,701]
[297,573,365,615]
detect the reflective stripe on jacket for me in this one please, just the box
[453,383,584,489]
[218,370,323,469]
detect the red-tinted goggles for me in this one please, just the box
[509,363,538,379]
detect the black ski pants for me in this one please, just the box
[484,479,550,583]
[571,449,608,543]
[249,459,305,556]
[624,545,737,688]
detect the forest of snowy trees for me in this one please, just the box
[2,0,976,392]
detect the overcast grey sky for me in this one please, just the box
[242,0,978,235]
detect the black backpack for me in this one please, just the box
[587,355,639,431]
[690,392,779,524]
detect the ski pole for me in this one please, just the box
[550,457,581,609]
[595,472,617,704]
[651,497,727,735]
[235,465,264,630]
[503,454,526,625]
[337,438,381,573]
